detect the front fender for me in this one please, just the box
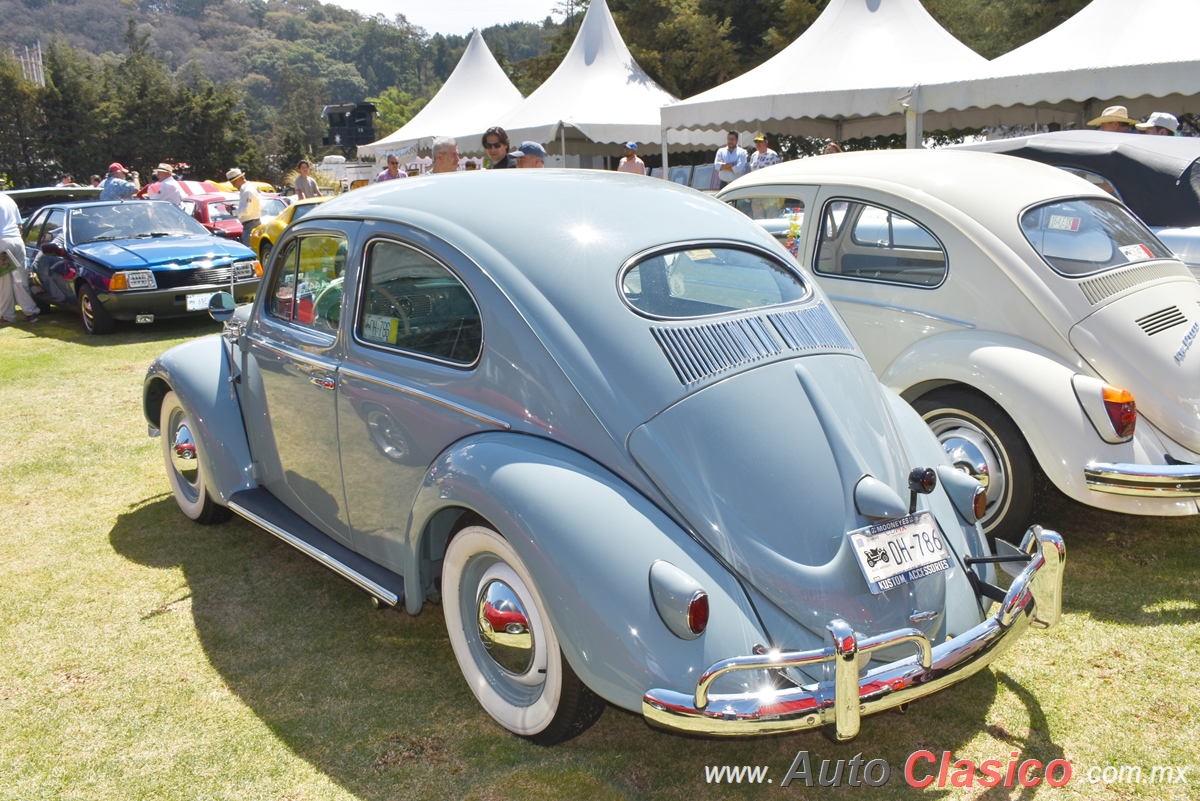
[884,331,1187,514]
[406,432,768,713]
[143,334,255,505]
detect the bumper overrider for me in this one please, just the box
[1084,461,1200,496]
[642,525,1065,739]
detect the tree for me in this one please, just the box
[0,53,52,187]
[369,86,429,133]
[611,0,741,98]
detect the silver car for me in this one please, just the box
[144,171,1063,744]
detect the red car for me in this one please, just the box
[180,193,243,240]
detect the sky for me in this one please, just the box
[324,0,561,37]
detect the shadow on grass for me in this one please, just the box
[19,306,222,346]
[110,495,1070,799]
[1033,488,1200,627]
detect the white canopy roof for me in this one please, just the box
[487,0,724,154]
[660,0,989,141]
[921,0,1200,125]
[358,31,523,158]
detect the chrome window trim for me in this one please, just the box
[617,239,813,321]
[350,235,484,370]
[812,197,949,290]
[248,334,338,367]
[339,367,510,430]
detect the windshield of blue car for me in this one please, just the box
[1020,198,1175,277]
[621,245,808,318]
[68,203,211,243]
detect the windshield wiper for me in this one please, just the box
[129,232,176,239]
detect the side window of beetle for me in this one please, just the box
[815,200,947,287]
[356,240,482,365]
[266,234,347,332]
[23,210,49,248]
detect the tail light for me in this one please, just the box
[687,591,710,635]
[1102,385,1136,439]
[972,485,988,521]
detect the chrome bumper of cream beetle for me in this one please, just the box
[1084,461,1200,496]
[642,526,1064,739]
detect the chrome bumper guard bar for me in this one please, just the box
[1084,461,1200,496]
[642,526,1064,739]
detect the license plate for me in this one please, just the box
[848,512,951,594]
[186,292,216,311]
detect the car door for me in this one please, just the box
[805,189,956,371]
[241,224,356,546]
[336,231,497,573]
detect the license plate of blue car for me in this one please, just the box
[848,512,951,594]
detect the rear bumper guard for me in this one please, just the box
[642,525,1064,739]
[1084,461,1200,496]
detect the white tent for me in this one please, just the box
[920,0,1200,128]
[357,30,523,159]
[484,0,724,157]
[660,0,990,147]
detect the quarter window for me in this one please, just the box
[815,201,947,287]
[22,210,48,247]
[266,234,347,332]
[356,240,482,365]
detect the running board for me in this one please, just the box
[227,488,404,607]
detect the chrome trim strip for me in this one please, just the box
[1084,461,1200,496]
[642,526,1064,738]
[339,367,510,430]
[824,296,976,329]
[227,500,400,606]
[248,335,337,367]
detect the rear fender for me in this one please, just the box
[143,334,255,505]
[407,432,767,712]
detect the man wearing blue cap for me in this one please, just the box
[618,142,645,175]
[513,141,547,168]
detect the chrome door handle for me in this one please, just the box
[310,375,336,390]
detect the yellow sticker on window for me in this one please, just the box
[684,249,717,260]
[363,314,400,344]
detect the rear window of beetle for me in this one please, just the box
[621,246,808,318]
[1020,198,1174,276]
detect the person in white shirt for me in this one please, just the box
[0,192,40,324]
[749,134,781,171]
[715,132,747,185]
[617,143,645,175]
[152,163,184,208]
[227,168,261,247]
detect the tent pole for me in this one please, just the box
[661,129,669,178]
[561,125,567,167]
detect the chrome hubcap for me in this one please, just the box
[477,579,533,674]
[928,420,1007,526]
[170,420,200,486]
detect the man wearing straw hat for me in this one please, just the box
[227,168,260,247]
[1087,105,1139,133]
[152,163,184,208]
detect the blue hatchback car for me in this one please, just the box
[22,200,261,334]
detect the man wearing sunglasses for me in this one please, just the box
[376,156,408,182]
[483,126,517,169]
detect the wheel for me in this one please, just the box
[259,240,272,265]
[160,391,231,525]
[77,283,114,335]
[442,525,605,744]
[914,388,1034,547]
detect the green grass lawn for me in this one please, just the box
[1,311,1197,800]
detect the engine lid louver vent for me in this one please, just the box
[652,303,852,386]
[652,317,780,385]
[1079,262,1192,305]
[768,302,855,351]
[1136,305,1188,336]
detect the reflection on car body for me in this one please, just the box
[144,170,1063,745]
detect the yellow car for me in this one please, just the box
[249,196,330,264]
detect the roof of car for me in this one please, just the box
[952,130,1200,227]
[724,149,1110,215]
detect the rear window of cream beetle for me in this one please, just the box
[355,239,482,365]
[1020,198,1175,277]
[620,245,809,318]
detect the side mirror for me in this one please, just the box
[40,243,65,256]
[208,291,236,322]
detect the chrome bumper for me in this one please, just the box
[642,526,1064,739]
[1085,461,1200,496]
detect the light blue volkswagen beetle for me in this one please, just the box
[143,171,1064,744]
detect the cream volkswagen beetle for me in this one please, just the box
[721,150,1200,544]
